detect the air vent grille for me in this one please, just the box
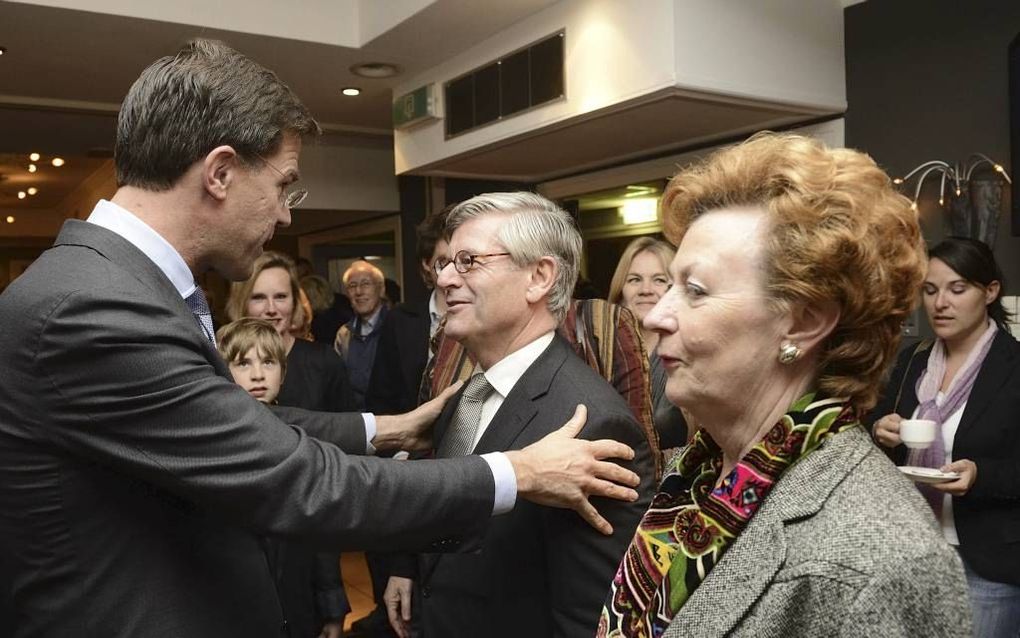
[445,32,564,138]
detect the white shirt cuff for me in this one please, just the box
[362,413,377,455]
[481,452,517,515]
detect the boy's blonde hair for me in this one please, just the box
[216,317,288,377]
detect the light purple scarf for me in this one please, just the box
[908,320,998,512]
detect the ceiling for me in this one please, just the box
[0,0,844,230]
[0,0,560,219]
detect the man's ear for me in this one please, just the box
[786,300,840,357]
[202,145,239,202]
[524,256,558,305]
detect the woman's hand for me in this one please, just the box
[932,459,978,496]
[872,413,903,448]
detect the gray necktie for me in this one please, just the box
[437,373,494,457]
[185,288,216,345]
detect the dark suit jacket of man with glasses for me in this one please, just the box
[388,194,656,638]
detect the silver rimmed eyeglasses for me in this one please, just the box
[433,250,512,275]
[255,153,308,209]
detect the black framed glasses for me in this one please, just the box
[433,250,512,275]
[255,153,308,209]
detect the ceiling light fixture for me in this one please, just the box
[27,187,37,195]
[0,47,6,57]
[5,216,14,224]
[350,62,399,79]
[17,191,26,199]
[29,152,40,161]
[341,87,361,97]
[51,157,65,167]
[28,164,37,173]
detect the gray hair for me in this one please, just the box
[115,38,320,190]
[446,192,581,323]
[342,260,385,285]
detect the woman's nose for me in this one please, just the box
[643,289,677,333]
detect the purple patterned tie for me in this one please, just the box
[185,287,216,345]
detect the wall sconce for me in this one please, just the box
[894,154,1012,246]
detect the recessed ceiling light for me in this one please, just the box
[27,187,38,195]
[0,47,6,57]
[17,191,26,199]
[29,152,40,161]
[5,216,14,224]
[51,157,65,167]
[341,87,361,97]
[28,164,37,173]
[349,62,399,79]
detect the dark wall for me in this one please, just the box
[845,0,1020,296]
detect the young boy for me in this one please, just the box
[217,317,286,405]
[216,317,349,638]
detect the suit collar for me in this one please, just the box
[667,426,872,636]
[85,199,197,297]
[474,334,570,454]
[958,329,1020,436]
[54,219,226,370]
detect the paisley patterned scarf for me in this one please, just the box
[597,393,857,638]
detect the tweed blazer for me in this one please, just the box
[662,427,971,638]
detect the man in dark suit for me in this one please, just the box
[385,193,656,638]
[0,41,642,638]
[367,208,449,416]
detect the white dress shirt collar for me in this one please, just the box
[428,289,443,334]
[482,331,556,399]
[86,199,196,299]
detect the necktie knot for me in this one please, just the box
[437,372,493,458]
[462,372,493,403]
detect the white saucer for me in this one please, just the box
[898,466,961,484]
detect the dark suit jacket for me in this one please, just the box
[365,300,431,415]
[400,335,655,638]
[868,330,1020,585]
[0,220,495,638]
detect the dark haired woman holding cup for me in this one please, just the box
[871,237,1020,637]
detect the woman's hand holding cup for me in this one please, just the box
[873,413,903,448]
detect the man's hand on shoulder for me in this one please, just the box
[372,381,464,451]
[504,405,641,536]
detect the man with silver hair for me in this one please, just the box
[386,192,655,638]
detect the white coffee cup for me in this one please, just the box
[899,418,937,449]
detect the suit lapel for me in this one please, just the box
[956,330,1019,438]
[472,336,569,454]
[665,427,873,637]
[421,336,567,586]
[54,220,229,378]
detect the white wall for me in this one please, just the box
[7,0,434,47]
[299,135,400,212]
[394,0,679,174]
[673,0,846,109]
[394,0,847,174]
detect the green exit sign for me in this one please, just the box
[393,84,438,130]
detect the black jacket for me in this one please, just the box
[868,329,1020,585]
